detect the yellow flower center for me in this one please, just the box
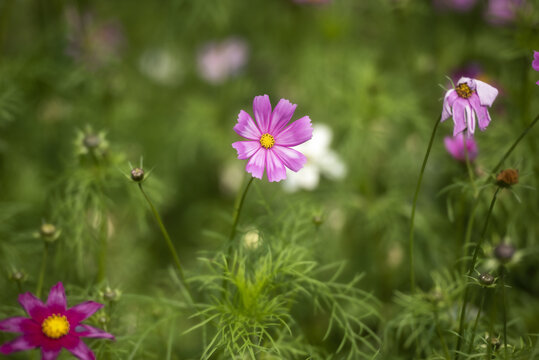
[259,133,275,149]
[455,83,473,99]
[42,314,70,339]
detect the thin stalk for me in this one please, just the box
[467,289,486,355]
[36,243,49,298]
[97,212,108,284]
[500,266,508,359]
[226,176,254,259]
[460,202,478,273]
[434,306,451,360]
[455,187,500,358]
[463,135,477,197]
[409,115,441,292]
[138,183,193,303]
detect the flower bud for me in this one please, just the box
[479,273,495,286]
[40,223,60,243]
[9,269,27,283]
[494,243,515,263]
[496,169,518,188]
[100,286,121,302]
[130,167,144,182]
[312,215,323,226]
[83,134,101,149]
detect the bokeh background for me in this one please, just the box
[1,0,538,358]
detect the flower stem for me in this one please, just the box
[434,306,451,360]
[455,187,500,358]
[226,176,254,259]
[500,265,508,359]
[463,136,477,197]
[409,115,441,292]
[467,288,486,355]
[36,242,49,298]
[97,213,108,284]
[138,183,193,303]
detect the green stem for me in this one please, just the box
[500,266,508,359]
[36,243,49,298]
[463,135,477,197]
[434,306,451,360]
[409,115,441,292]
[455,187,500,358]
[460,202,478,273]
[97,212,108,284]
[138,183,193,303]
[467,289,486,355]
[226,176,254,259]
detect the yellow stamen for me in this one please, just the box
[259,133,275,149]
[455,83,473,99]
[42,314,70,339]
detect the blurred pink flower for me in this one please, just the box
[444,134,478,162]
[485,0,524,25]
[433,0,477,12]
[0,282,113,360]
[533,51,539,85]
[232,95,313,182]
[441,77,498,136]
[65,7,125,69]
[197,38,248,84]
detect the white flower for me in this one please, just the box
[282,124,347,192]
[139,48,182,86]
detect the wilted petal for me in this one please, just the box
[233,110,261,140]
[18,292,47,322]
[274,116,313,146]
[46,282,67,313]
[232,141,260,160]
[451,99,467,136]
[0,336,37,354]
[42,348,62,360]
[272,146,307,172]
[75,324,115,340]
[253,95,272,133]
[265,150,287,182]
[470,95,491,131]
[474,79,498,107]
[0,317,37,333]
[65,338,95,360]
[65,301,103,324]
[269,99,297,135]
[465,105,476,134]
[441,90,457,122]
[245,148,265,179]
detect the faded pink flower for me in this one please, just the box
[441,77,499,136]
[0,282,114,360]
[485,0,524,25]
[232,95,313,182]
[444,134,478,162]
[533,51,539,85]
[197,38,248,84]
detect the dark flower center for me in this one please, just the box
[455,83,473,99]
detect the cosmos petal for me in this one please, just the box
[65,338,95,360]
[272,146,307,172]
[245,148,265,179]
[42,348,62,360]
[452,99,467,136]
[233,110,261,140]
[75,324,115,340]
[441,90,457,122]
[232,141,260,160]
[46,282,67,313]
[0,317,37,333]
[253,95,272,133]
[18,292,48,322]
[0,335,37,354]
[474,79,498,107]
[265,150,287,182]
[269,98,297,134]
[65,301,103,324]
[274,116,313,146]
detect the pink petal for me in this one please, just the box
[452,99,467,136]
[265,150,287,182]
[473,79,498,107]
[441,89,457,122]
[269,98,297,134]
[232,141,260,160]
[18,292,48,322]
[533,51,539,70]
[465,104,476,135]
[42,348,62,360]
[253,95,272,133]
[0,335,37,354]
[470,95,491,131]
[46,283,67,313]
[272,145,307,172]
[233,110,261,140]
[274,116,313,146]
[74,324,115,340]
[245,148,265,179]
[0,317,37,333]
[65,338,95,360]
[65,301,103,324]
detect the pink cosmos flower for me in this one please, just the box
[232,95,313,182]
[0,282,114,360]
[441,77,499,137]
[444,134,478,162]
[533,51,539,85]
[197,38,248,84]
[485,0,524,25]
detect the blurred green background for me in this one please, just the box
[0,0,538,358]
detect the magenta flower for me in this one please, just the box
[0,282,114,360]
[533,51,539,85]
[232,95,313,182]
[444,134,478,162]
[441,77,499,136]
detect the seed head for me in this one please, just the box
[130,167,144,182]
[494,243,515,263]
[83,134,101,149]
[496,169,518,188]
[479,273,495,286]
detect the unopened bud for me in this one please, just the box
[131,168,144,182]
[312,215,324,226]
[479,273,495,286]
[40,223,60,242]
[494,243,515,263]
[83,134,101,149]
[100,286,121,302]
[496,169,518,188]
